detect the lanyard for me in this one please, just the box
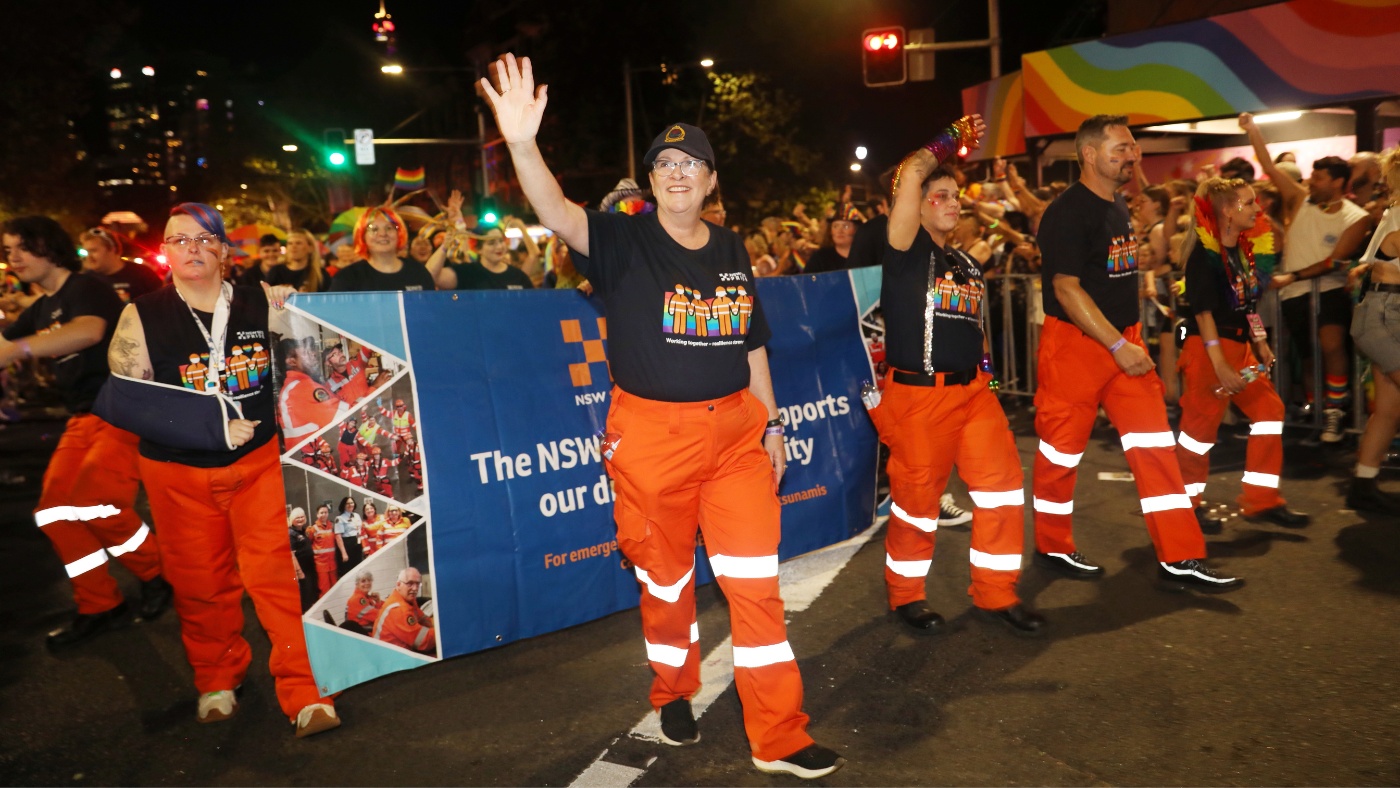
[174,282,233,393]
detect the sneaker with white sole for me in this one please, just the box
[938,493,972,526]
[197,690,237,723]
[753,743,846,780]
[657,698,699,746]
[294,703,341,738]
[1321,408,1345,443]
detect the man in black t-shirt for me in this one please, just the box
[442,226,534,290]
[0,216,171,650]
[80,226,164,303]
[870,122,1045,640]
[1032,115,1240,592]
[482,54,843,780]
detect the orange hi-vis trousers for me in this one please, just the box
[1032,318,1206,564]
[1176,336,1287,515]
[139,441,330,721]
[604,386,813,763]
[34,414,161,614]
[868,370,1025,611]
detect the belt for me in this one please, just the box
[892,368,978,387]
[1369,282,1400,293]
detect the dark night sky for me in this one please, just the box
[101,0,1077,202]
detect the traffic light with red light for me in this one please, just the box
[862,26,906,87]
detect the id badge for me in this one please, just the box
[1246,313,1267,341]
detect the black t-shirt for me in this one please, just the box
[573,210,771,402]
[846,214,889,270]
[94,261,164,303]
[803,246,852,274]
[882,228,986,373]
[233,264,270,288]
[450,262,534,290]
[133,285,277,467]
[1039,182,1141,330]
[328,259,435,292]
[3,272,123,413]
[1183,243,1254,336]
[266,264,328,292]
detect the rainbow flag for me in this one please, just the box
[394,167,425,191]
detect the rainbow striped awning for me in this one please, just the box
[394,167,425,191]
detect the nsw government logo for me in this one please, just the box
[561,318,611,398]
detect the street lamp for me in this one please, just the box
[381,64,404,74]
[855,146,868,160]
[850,163,862,172]
[282,144,299,152]
[700,58,715,68]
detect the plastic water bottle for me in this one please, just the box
[860,380,882,410]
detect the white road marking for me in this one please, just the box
[568,522,880,786]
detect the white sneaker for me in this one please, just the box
[1321,408,1345,443]
[295,703,341,738]
[197,690,237,723]
[939,494,973,526]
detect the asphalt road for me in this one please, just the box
[2,399,1397,787]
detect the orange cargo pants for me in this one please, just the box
[1176,336,1287,515]
[1032,317,1206,563]
[868,370,1025,611]
[34,413,162,614]
[139,440,330,721]
[605,386,812,762]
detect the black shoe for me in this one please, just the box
[893,600,946,634]
[1194,506,1224,535]
[1033,550,1104,579]
[752,743,846,780]
[975,604,1046,637]
[1249,505,1310,528]
[1345,477,1400,515]
[46,602,132,651]
[139,575,173,620]
[657,698,699,746]
[1158,559,1243,593]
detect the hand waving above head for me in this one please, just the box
[480,53,548,145]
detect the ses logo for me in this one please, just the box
[561,318,610,406]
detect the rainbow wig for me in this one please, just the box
[353,206,409,261]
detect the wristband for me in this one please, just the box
[16,339,33,359]
[922,116,978,163]
[764,426,784,437]
[1204,339,1220,348]
[1108,337,1127,353]
[988,220,1000,230]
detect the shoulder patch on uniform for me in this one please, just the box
[405,614,417,627]
[314,388,329,402]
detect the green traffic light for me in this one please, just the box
[328,151,347,166]
[482,211,498,224]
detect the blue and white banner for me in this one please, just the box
[282,272,878,694]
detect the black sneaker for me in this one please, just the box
[938,494,972,526]
[752,743,846,780]
[1249,505,1310,528]
[139,575,173,620]
[1345,477,1400,515]
[1033,550,1103,579]
[974,604,1046,637]
[1158,559,1242,592]
[1195,506,1224,535]
[46,602,132,651]
[657,698,699,746]
[893,600,947,635]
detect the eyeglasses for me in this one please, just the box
[366,223,398,236]
[164,234,223,249]
[652,159,706,176]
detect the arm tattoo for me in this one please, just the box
[110,310,153,380]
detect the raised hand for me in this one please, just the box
[480,53,548,145]
[1238,112,1256,132]
[447,189,465,225]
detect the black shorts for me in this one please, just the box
[1281,288,1352,357]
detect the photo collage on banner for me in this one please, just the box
[270,307,439,661]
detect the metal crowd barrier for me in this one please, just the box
[983,272,1373,440]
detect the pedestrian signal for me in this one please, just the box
[862,27,906,87]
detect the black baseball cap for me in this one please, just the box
[642,123,716,170]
